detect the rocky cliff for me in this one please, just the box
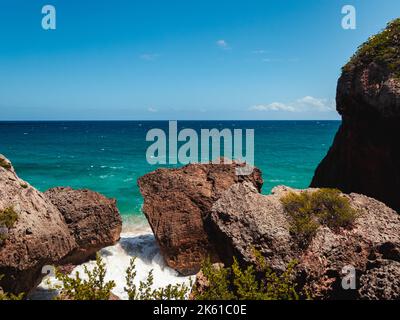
[210,183,400,299]
[311,18,400,212]
[0,155,122,294]
[138,161,263,275]
[138,159,400,299]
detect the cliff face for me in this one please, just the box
[0,155,122,294]
[311,19,400,212]
[138,161,263,275]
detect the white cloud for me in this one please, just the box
[216,39,230,49]
[140,53,160,61]
[249,96,335,113]
[147,107,158,113]
[296,96,335,111]
[250,103,296,112]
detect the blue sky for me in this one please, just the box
[0,0,399,120]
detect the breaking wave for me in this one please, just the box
[30,216,191,300]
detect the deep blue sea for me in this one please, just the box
[0,121,340,216]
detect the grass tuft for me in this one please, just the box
[281,189,358,246]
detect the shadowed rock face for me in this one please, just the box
[210,183,400,299]
[137,161,263,275]
[311,19,400,212]
[0,155,122,294]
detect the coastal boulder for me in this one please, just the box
[311,18,400,212]
[210,182,400,299]
[0,155,122,294]
[0,155,76,294]
[138,161,263,275]
[45,187,122,265]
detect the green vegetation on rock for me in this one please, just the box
[281,189,358,246]
[2,252,307,300]
[0,207,18,245]
[194,251,301,300]
[0,207,18,229]
[343,18,400,78]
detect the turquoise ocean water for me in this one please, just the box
[0,121,340,216]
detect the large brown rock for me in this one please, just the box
[0,155,76,294]
[311,19,400,212]
[210,182,400,299]
[45,187,122,265]
[138,161,263,275]
[0,155,122,294]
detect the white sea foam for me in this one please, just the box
[31,216,192,300]
[99,174,115,179]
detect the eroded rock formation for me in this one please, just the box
[210,183,400,299]
[0,155,122,294]
[138,161,263,275]
[45,187,122,265]
[311,19,400,212]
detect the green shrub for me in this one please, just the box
[311,188,358,230]
[343,18,400,78]
[0,275,24,300]
[55,254,116,300]
[124,257,192,300]
[0,290,24,300]
[281,189,358,246]
[193,259,235,300]
[53,253,302,301]
[281,192,320,244]
[0,207,18,245]
[0,158,11,170]
[194,251,301,300]
[0,207,18,229]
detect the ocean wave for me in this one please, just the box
[99,174,115,179]
[99,165,124,170]
[30,217,191,300]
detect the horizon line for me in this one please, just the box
[0,119,342,122]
